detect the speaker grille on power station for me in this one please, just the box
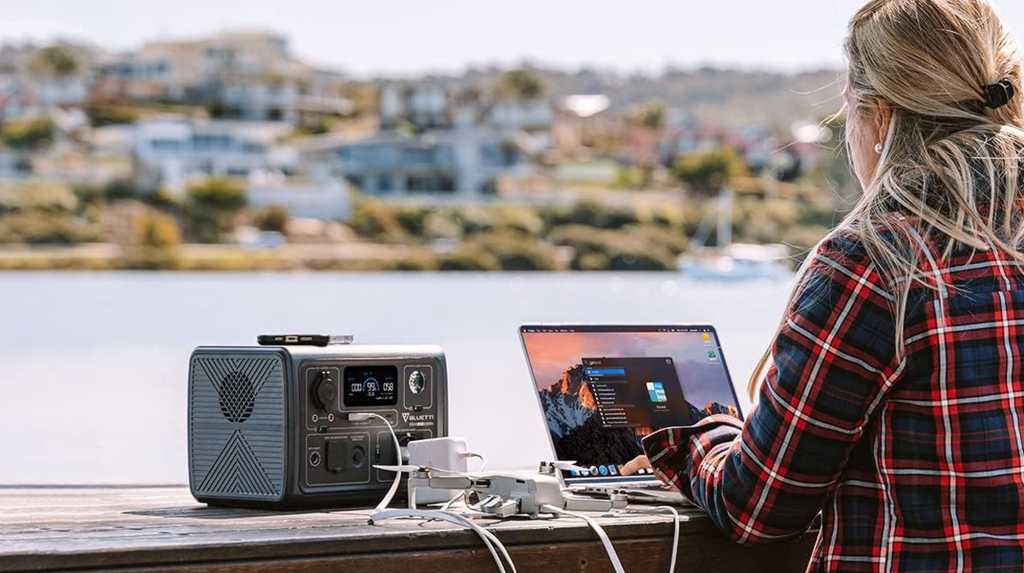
[189,353,286,502]
[197,430,276,496]
[218,370,255,423]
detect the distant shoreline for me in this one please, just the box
[0,243,678,272]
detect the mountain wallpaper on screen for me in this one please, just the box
[538,362,736,467]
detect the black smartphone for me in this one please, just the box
[257,334,331,347]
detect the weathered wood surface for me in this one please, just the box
[0,486,814,572]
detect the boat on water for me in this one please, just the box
[678,242,792,281]
[678,187,793,281]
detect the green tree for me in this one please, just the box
[497,69,545,100]
[29,45,80,77]
[630,101,666,131]
[672,147,748,194]
[185,177,247,242]
[0,117,56,150]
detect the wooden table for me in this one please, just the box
[0,486,814,572]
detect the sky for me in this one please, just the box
[4,0,1024,76]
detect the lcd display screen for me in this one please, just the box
[343,365,398,406]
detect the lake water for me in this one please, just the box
[0,271,795,484]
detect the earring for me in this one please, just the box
[874,143,883,154]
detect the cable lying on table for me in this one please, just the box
[627,505,683,573]
[360,433,681,573]
[369,508,516,573]
[541,504,625,573]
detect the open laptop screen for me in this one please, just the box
[520,325,742,486]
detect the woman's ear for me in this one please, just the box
[874,100,892,146]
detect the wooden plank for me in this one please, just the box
[0,487,814,572]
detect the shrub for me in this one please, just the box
[550,225,676,271]
[388,253,440,271]
[105,178,144,201]
[0,181,78,214]
[0,212,102,245]
[422,211,462,240]
[187,177,246,211]
[459,232,560,271]
[614,166,646,189]
[648,203,689,230]
[393,205,432,237]
[184,177,247,242]
[491,205,545,235]
[672,147,748,193]
[544,200,642,230]
[73,184,106,206]
[450,205,497,236]
[349,198,406,241]
[254,205,289,233]
[84,103,141,127]
[135,212,181,248]
[0,117,56,150]
[120,247,181,270]
[621,225,689,256]
[605,244,676,271]
[439,247,501,271]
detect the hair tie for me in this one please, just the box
[983,79,1016,109]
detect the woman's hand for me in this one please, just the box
[620,454,652,476]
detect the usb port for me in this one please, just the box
[285,335,298,343]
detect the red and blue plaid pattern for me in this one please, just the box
[643,234,1024,572]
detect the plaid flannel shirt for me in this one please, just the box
[643,234,1024,572]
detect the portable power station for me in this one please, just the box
[187,343,447,508]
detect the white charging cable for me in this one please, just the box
[358,431,515,571]
[627,505,681,573]
[541,504,625,573]
[370,508,517,573]
[347,412,402,512]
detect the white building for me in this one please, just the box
[379,84,450,130]
[132,116,294,193]
[313,127,528,200]
[488,100,553,131]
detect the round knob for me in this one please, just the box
[408,370,426,395]
[310,370,336,411]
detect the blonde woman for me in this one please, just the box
[627,0,1024,570]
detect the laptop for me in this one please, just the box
[519,324,744,501]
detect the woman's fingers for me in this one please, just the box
[620,454,652,476]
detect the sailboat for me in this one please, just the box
[678,187,792,281]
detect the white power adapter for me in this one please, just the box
[406,436,471,505]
